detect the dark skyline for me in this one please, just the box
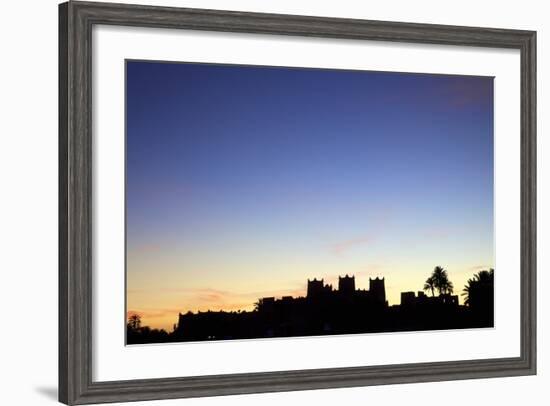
[127,268,495,344]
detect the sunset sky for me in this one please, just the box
[126,61,494,331]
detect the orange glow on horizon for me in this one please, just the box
[127,265,493,331]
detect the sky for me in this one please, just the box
[126,60,494,331]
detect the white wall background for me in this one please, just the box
[0,0,547,405]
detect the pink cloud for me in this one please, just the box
[331,236,373,254]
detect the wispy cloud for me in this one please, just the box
[128,285,308,319]
[330,236,373,254]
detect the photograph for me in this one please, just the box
[125,61,495,345]
[0,0,543,404]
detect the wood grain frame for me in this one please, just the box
[59,1,536,404]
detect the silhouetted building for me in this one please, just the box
[401,290,458,307]
[145,273,493,346]
[401,291,416,307]
[338,275,355,294]
[257,297,275,312]
[306,278,333,298]
[439,293,459,305]
[281,296,293,302]
[369,277,386,304]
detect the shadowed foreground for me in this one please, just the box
[127,268,494,344]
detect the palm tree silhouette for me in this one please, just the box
[440,279,454,295]
[462,269,494,306]
[128,314,141,330]
[429,266,453,296]
[462,281,473,306]
[423,276,436,296]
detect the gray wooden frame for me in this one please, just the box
[59,1,537,404]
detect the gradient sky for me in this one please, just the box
[126,60,494,331]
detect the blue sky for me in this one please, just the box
[126,60,494,329]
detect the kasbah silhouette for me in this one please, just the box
[127,267,494,344]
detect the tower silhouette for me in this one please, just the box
[307,278,324,298]
[369,277,386,304]
[338,274,356,295]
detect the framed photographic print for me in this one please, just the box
[59,1,536,404]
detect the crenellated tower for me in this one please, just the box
[338,274,356,295]
[307,278,324,298]
[369,277,386,304]
[307,278,333,298]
